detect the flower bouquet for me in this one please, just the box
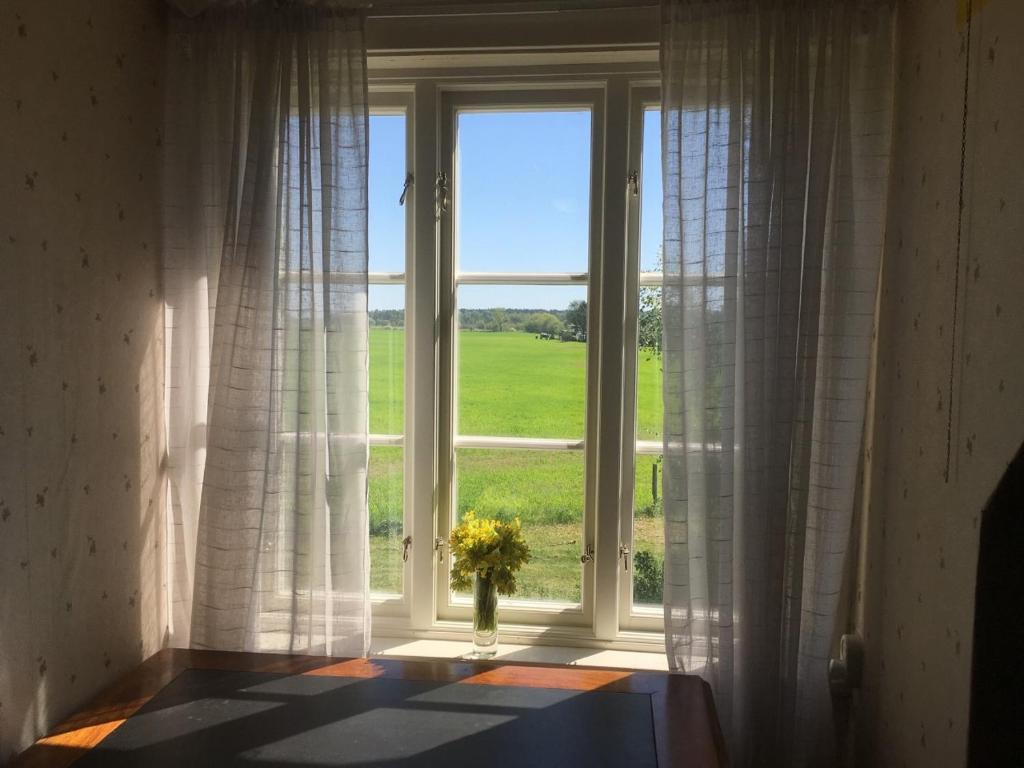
[449,511,531,657]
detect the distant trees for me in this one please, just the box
[489,308,509,332]
[524,312,565,336]
[370,305,596,342]
[457,307,572,333]
[369,309,405,328]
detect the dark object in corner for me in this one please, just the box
[968,440,1024,767]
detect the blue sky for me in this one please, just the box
[368,108,662,311]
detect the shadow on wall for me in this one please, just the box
[967,440,1024,767]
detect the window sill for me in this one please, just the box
[370,636,669,671]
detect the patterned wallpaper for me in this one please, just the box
[857,0,1024,766]
[0,0,1021,764]
[0,0,166,761]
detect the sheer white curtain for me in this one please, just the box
[163,5,370,656]
[660,1,894,764]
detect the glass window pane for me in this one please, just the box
[636,108,664,442]
[457,285,587,439]
[632,453,664,607]
[636,285,663,442]
[369,113,407,273]
[369,284,404,435]
[632,108,665,610]
[369,445,404,595]
[454,448,584,605]
[639,107,662,273]
[456,109,591,274]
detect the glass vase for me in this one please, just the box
[472,570,499,657]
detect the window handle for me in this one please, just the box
[435,171,449,218]
[399,172,413,206]
[580,544,594,564]
[619,544,631,571]
[627,169,639,197]
[434,536,446,563]
[402,535,413,562]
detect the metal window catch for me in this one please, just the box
[435,171,449,218]
[628,169,639,197]
[619,544,631,571]
[401,535,412,562]
[399,173,413,206]
[433,536,446,563]
[580,544,594,564]
[828,633,865,699]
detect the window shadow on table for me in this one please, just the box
[66,666,661,767]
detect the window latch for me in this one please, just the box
[399,173,413,206]
[434,536,446,563]
[435,171,449,218]
[580,544,594,564]
[619,544,631,571]
[627,169,639,197]
[401,535,413,562]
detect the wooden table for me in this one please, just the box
[13,648,726,767]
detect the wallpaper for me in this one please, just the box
[856,0,1024,766]
[0,0,166,761]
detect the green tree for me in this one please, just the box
[633,550,663,604]
[490,308,509,332]
[564,300,587,339]
[638,286,662,353]
[524,312,565,336]
[638,246,662,353]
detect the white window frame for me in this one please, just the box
[435,86,605,630]
[619,85,664,632]
[367,89,416,617]
[368,63,669,653]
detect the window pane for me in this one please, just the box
[636,108,664,442]
[636,285,663,442]
[633,108,665,609]
[454,448,584,605]
[369,445,404,595]
[456,110,591,274]
[369,284,404,435]
[632,453,664,607]
[369,113,407,273]
[639,107,662,273]
[457,285,587,439]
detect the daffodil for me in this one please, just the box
[449,511,531,596]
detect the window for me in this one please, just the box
[621,96,665,628]
[368,95,413,609]
[367,76,665,647]
[436,91,603,628]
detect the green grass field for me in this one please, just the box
[369,328,665,606]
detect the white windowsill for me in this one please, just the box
[369,636,669,671]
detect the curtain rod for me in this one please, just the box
[166,0,658,19]
[169,0,890,20]
[363,0,658,17]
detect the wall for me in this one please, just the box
[858,0,1024,765]
[0,0,166,761]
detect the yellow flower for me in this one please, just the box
[449,511,531,596]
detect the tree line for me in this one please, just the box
[369,293,663,352]
[369,301,590,340]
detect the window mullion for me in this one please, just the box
[592,76,631,642]
[621,88,664,631]
[617,87,651,629]
[408,80,439,632]
[456,272,589,285]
